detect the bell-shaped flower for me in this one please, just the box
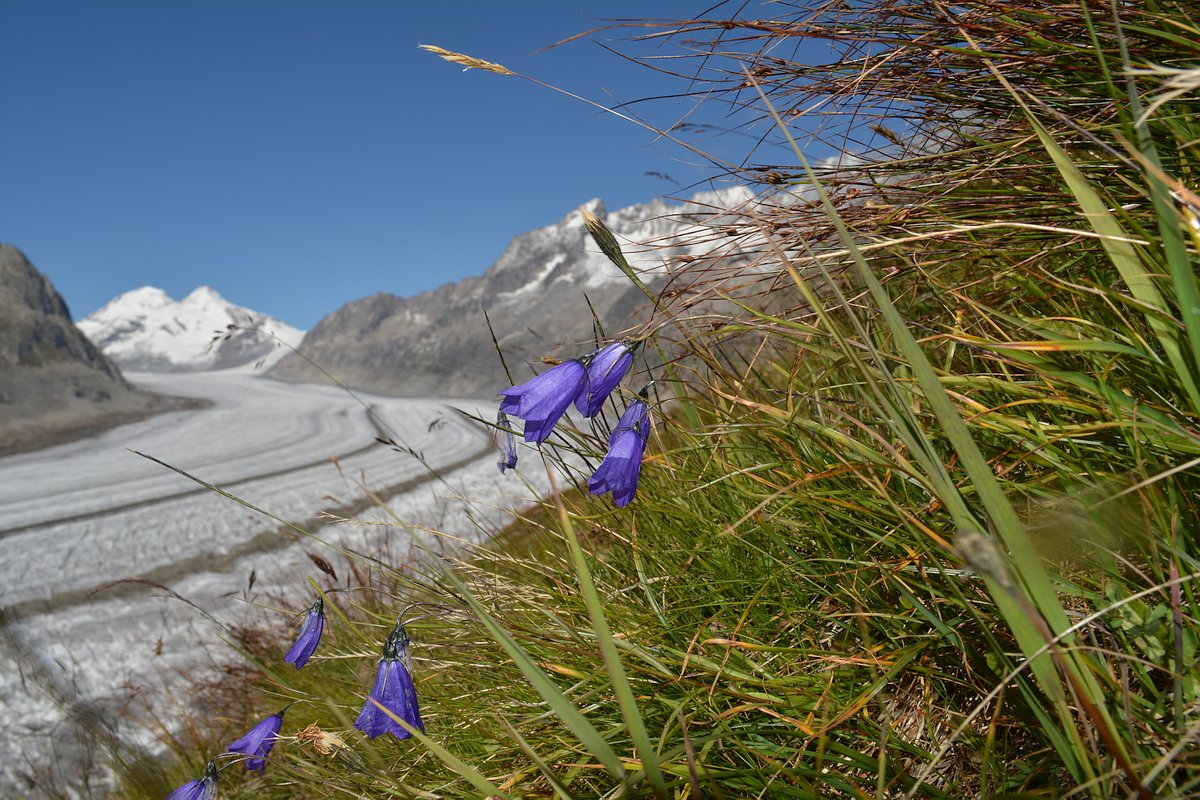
[354,622,424,739]
[228,708,286,773]
[496,409,518,473]
[498,360,587,444]
[284,597,324,669]
[165,760,218,800]
[587,400,651,508]
[575,341,635,417]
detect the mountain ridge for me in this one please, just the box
[79,285,304,372]
[0,244,194,456]
[269,188,754,398]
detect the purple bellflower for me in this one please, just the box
[165,760,218,800]
[587,399,651,508]
[575,341,637,417]
[284,597,324,669]
[498,359,587,444]
[496,409,518,473]
[227,707,286,773]
[354,621,424,740]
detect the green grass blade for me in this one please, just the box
[555,498,671,799]
[497,716,576,800]
[374,703,510,798]
[989,50,1200,417]
[746,75,1111,789]
[1115,0,1200,417]
[1031,122,1200,414]
[439,567,629,783]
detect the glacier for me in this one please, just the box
[0,368,552,795]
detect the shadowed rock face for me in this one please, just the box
[270,191,750,398]
[0,246,121,379]
[0,244,193,455]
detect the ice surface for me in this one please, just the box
[0,369,554,795]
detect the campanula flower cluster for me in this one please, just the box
[164,344,646,797]
[165,708,287,795]
[164,593,426,797]
[498,340,651,507]
[166,599,314,794]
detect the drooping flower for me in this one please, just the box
[574,341,636,417]
[587,400,651,508]
[354,622,424,739]
[498,360,587,444]
[496,409,518,473]
[284,597,324,669]
[228,708,286,773]
[165,760,217,800]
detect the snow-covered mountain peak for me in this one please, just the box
[270,185,760,397]
[181,285,225,307]
[78,286,304,373]
[94,285,172,315]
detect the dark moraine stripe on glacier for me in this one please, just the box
[0,405,400,539]
[0,422,492,622]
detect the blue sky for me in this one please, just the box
[2,2,832,329]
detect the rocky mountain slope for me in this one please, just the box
[269,189,753,398]
[78,285,304,371]
[0,245,191,455]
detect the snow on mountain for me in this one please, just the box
[78,285,305,372]
[270,186,758,397]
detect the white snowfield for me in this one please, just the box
[77,285,306,372]
[0,369,552,795]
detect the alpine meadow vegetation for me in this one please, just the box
[130,1,1200,797]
